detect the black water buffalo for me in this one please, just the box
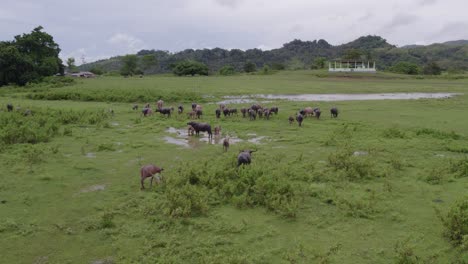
[215,109,221,118]
[192,103,197,111]
[156,107,173,117]
[187,121,212,139]
[296,114,304,127]
[142,108,153,117]
[229,108,238,116]
[241,108,248,118]
[237,150,256,167]
[248,109,257,120]
[132,104,138,111]
[196,109,203,119]
[223,137,229,152]
[330,107,339,118]
[7,104,13,112]
[140,164,164,190]
[178,105,184,114]
[263,109,271,120]
[223,108,230,117]
[250,104,262,113]
[313,108,321,119]
[270,107,279,115]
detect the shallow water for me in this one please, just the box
[218,93,460,104]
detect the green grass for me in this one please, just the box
[0,71,467,263]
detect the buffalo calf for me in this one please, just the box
[296,114,304,127]
[140,164,164,190]
[237,150,256,167]
[330,107,339,118]
[223,137,230,152]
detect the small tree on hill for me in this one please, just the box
[314,57,327,69]
[120,55,138,76]
[141,54,158,72]
[423,62,442,75]
[172,60,209,76]
[67,57,78,73]
[243,61,257,73]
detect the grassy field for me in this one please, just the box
[0,71,467,263]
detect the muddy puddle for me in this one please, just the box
[164,127,267,148]
[218,93,460,104]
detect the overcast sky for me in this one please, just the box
[1,0,467,64]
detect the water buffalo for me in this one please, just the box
[302,107,313,117]
[178,105,184,114]
[188,125,195,136]
[140,164,164,190]
[7,104,13,112]
[219,103,226,110]
[223,108,230,117]
[237,150,256,167]
[215,109,221,118]
[263,109,271,120]
[330,107,339,118]
[289,116,295,125]
[214,126,221,136]
[195,104,202,112]
[132,104,138,111]
[157,99,164,110]
[248,109,257,120]
[187,121,212,139]
[142,108,153,117]
[257,109,263,118]
[223,137,230,152]
[229,108,238,116]
[313,108,321,119]
[241,108,248,118]
[156,107,173,117]
[196,109,203,119]
[144,103,151,108]
[296,114,304,127]
[187,111,197,119]
[270,107,279,115]
[191,103,197,111]
[251,104,262,113]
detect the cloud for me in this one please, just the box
[382,13,419,33]
[419,0,437,6]
[107,33,147,54]
[214,0,242,8]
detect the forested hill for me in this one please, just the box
[79,35,468,74]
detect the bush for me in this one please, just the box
[219,65,236,76]
[243,61,257,73]
[423,62,442,75]
[172,60,208,76]
[389,62,420,75]
[439,198,468,246]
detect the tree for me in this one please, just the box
[244,61,257,73]
[219,65,236,76]
[343,49,362,60]
[172,60,208,76]
[271,63,285,70]
[67,57,78,73]
[0,26,63,86]
[89,66,104,75]
[389,62,420,75]
[423,62,442,75]
[261,65,270,74]
[141,54,158,71]
[314,57,327,69]
[120,55,138,76]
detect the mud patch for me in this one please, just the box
[79,184,106,193]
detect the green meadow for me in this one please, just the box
[0,71,467,263]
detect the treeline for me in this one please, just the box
[79,35,468,75]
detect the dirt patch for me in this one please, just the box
[79,184,106,193]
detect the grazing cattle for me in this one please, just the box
[263,109,271,120]
[7,104,13,112]
[132,104,138,111]
[241,108,248,118]
[196,109,203,119]
[188,125,195,136]
[258,109,263,118]
[191,103,197,111]
[142,108,153,117]
[330,107,339,118]
[157,99,164,110]
[140,164,164,190]
[248,109,257,120]
[237,150,256,167]
[270,107,279,115]
[223,137,230,152]
[313,108,321,119]
[219,103,226,110]
[223,108,230,117]
[187,121,213,139]
[229,108,238,116]
[215,109,221,118]
[251,104,262,113]
[195,104,202,111]
[187,111,197,119]
[156,107,173,117]
[289,116,295,125]
[214,126,221,136]
[296,114,304,127]
[178,105,184,114]
[303,107,313,117]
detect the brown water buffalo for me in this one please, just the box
[251,104,262,113]
[219,103,226,110]
[263,109,271,120]
[187,121,212,139]
[142,108,153,117]
[188,111,196,119]
[214,126,221,136]
[330,107,339,118]
[241,108,248,118]
[156,107,173,117]
[157,99,164,110]
[191,103,197,111]
[140,164,164,190]
[270,106,279,115]
[188,125,195,136]
[196,109,203,119]
[215,109,221,118]
[248,109,257,120]
[296,114,304,127]
[223,108,230,117]
[223,137,230,152]
[302,107,313,117]
[7,104,13,112]
[237,150,256,167]
[289,115,295,125]
[229,108,238,116]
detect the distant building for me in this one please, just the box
[329,61,376,73]
[69,71,96,78]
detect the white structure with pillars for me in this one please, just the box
[328,61,376,73]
